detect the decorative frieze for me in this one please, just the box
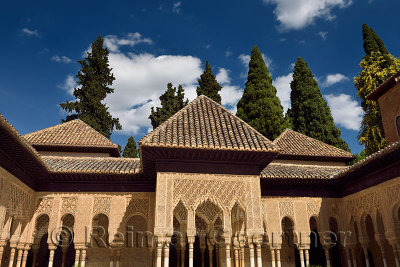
[7,183,32,220]
[279,201,294,219]
[93,197,111,216]
[61,197,77,215]
[36,197,53,216]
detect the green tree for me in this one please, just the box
[196,61,222,104]
[149,83,189,128]
[354,24,399,155]
[60,35,121,138]
[123,136,138,158]
[236,46,285,140]
[287,57,349,151]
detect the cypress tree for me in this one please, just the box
[355,24,399,155]
[236,46,285,140]
[196,61,222,104]
[149,82,189,128]
[287,57,349,151]
[123,136,138,158]
[60,35,121,138]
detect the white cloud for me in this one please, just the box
[51,55,72,63]
[323,73,349,87]
[225,49,232,57]
[205,44,212,49]
[325,94,362,130]
[238,53,272,69]
[263,0,352,30]
[61,33,244,135]
[318,31,328,40]
[172,2,182,13]
[103,33,152,53]
[216,68,231,84]
[272,73,293,113]
[58,75,76,95]
[21,28,39,37]
[216,68,243,107]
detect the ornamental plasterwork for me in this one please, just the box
[173,201,188,223]
[126,197,150,219]
[386,184,400,204]
[345,192,379,216]
[306,201,320,217]
[7,183,32,220]
[93,197,111,216]
[195,199,222,223]
[173,178,246,210]
[279,201,294,219]
[36,197,53,216]
[61,197,77,215]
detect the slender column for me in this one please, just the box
[234,247,239,267]
[324,247,331,267]
[346,248,352,267]
[9,247,16,267]
[380,246,388,267]
[200,245,205,267]
[351,247,357,267]
[276,249,281,267]
[299,249,305,267]
[393,245,400,267]
[61,246,68,267]
[156,241,162,267]
[249,244,255,267]
[240,245,245,267]
[149,247,154,267]
[225,243,231,267]
[188,237,195,267]
[363,247,370,267]
[208,244,213,267]
[256,243,262,267]
[21,249,29,267]
[304,249,309,267]
[16,249,23,267]
[270,249,276,267]
[181,243,186,267]
[163,242,170,267]
[80,249,87,267]
[48,248,55,267]
[0,245,4,264]
[115,248,121,267]
[109,248,114,267]
[74,249,81,266]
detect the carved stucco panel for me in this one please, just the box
[93,197,111,216]
[61,197,77,216]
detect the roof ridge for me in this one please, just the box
[140,95,277,151]
[276,128,353,157]
[41,155,140,161]
[24,119,118,149]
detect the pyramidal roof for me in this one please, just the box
[140,95,278,152]
[273,129,354,160]
[24,119,118,151]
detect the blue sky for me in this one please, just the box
[1,0,399,154]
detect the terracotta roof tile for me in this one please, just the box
[334,140,400,179]
[261,163,345,179]
[273,129,354,160]
[140,95,278,152]
[42,156,141,174]
[24,120,118,149]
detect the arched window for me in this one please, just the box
[396,116,400,137]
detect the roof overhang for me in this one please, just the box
[32,144,121,157]
[141,145,279,177]
[367,70,400,101]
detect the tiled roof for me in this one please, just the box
[334,140,400,179]
[24,120,118,149]
[42,156,141,174]
[261,163,345,179]
[273,129,354,160]
[0,113,48,168]
[140,95,278,152]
